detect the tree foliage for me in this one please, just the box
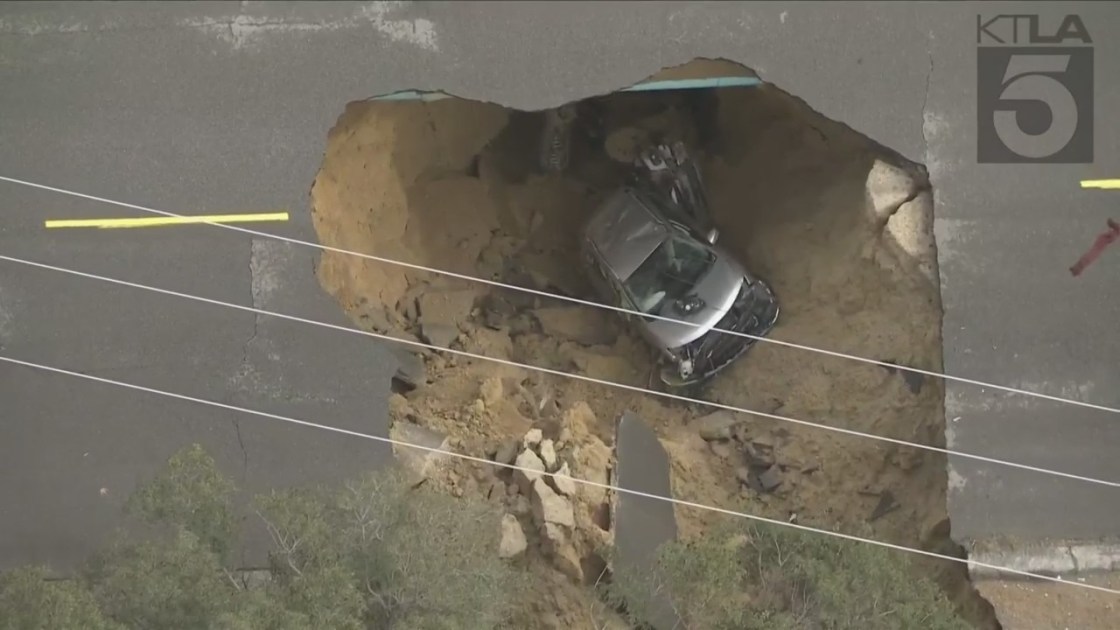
[0,567,121,630]
[606,519,972,630]
[0,443,520,630]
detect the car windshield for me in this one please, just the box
[623,235,716,315]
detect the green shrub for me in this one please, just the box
[0,567,121,630]
[0,443,522,630]
[607,518,972,630]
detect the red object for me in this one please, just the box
[1070,219,1120,276]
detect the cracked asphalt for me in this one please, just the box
[0,0,1118,582]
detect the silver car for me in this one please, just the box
[580,143,780,389]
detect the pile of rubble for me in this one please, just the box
[492,402,615,584]
[692,409,810,498]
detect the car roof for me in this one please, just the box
[584,187,668,280]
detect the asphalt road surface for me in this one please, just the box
[1,1,1118,579]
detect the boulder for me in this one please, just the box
[866,159,923,222]
[479,376,504,408]
[499,514,528,560]
[540,522,567,553]
[539,439,558,470]
[549,461,578,497]
[552,544,585,583]
[531,478,575,529]
[514,449,546,495]
[419,323,458,349]
[493,439,520,466]
[522,428,543,449]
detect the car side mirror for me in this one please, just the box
[705,228,719,244]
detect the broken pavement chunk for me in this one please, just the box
[757,464,783,493]
[613,411,681,629]
[388,347,426,390]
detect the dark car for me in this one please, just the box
[579,143,780,389]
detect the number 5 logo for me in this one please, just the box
[977,47,1093,164]
[993,55,1077,159]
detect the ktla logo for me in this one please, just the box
[976,14,1094,164]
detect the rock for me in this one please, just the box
[708,441,733,458]
[357,303,394,332]
[750,434,775,450]
[758,465,783,493]
[736,466,751,485]
[731,422,751,444]
[540,522,567,554]
[576,440,612,506]
[522,428,543,449]
[493,439,520,466]
[866,159,922,222]
[693,410,742,441]
[605,126,651,163]
[549,462,578,496]
[389,422,451,483]
[533,306,617,346]
[468,398,486,417]
[901,370,925,395]
[511,494,531,516]
[479,376,504,408]
[531,478,575,528]
[419,323,458,349]
[417,289,479,327]
[387,393,412,420]
[514,449,546,495]
[742,443,774,470]
[539,439,558,470]
[868,490,900,522]
[499,514,528,560]
[552,544,585,583]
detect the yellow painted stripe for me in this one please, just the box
[1080,179,1120,190]
[44,212,289,229]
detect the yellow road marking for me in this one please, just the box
[1080,179,1120,190]
[44,212,289,229]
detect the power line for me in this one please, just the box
[3,253,1118,490]
[1,174,1115,417]
[0,353,1116,596]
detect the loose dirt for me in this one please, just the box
[310,59,994,628]
[976,574,1120,630]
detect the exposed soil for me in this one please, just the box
[309,59,995,628]
[976,574,1120,630]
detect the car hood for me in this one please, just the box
[642,252,746,349]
